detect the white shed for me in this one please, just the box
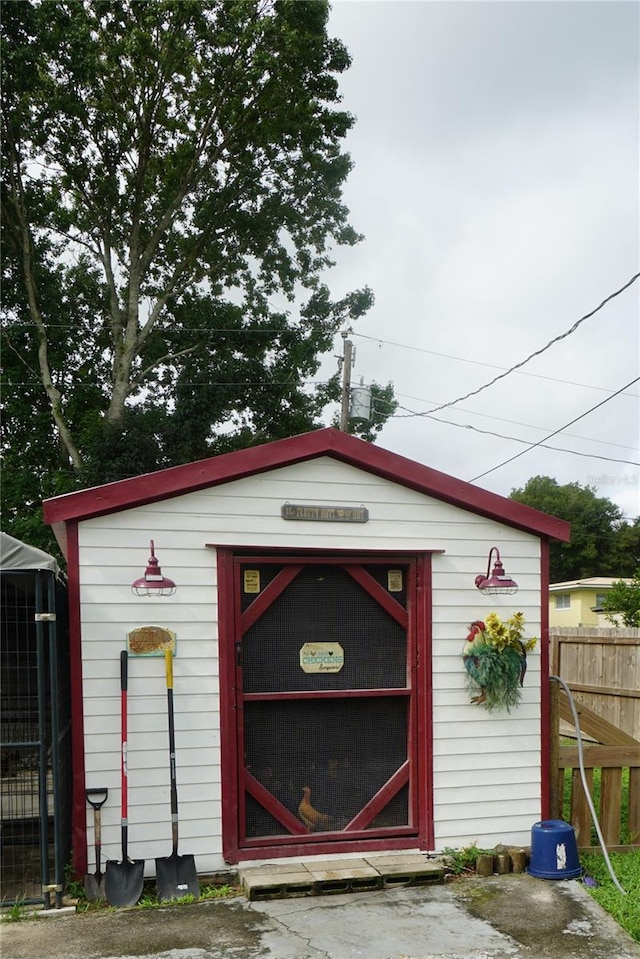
[43,428,569,878]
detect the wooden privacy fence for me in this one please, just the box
[549,628,640,852]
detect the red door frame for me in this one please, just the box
[217,548,435,863]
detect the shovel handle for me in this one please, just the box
[164,648,179,851]
[120,649,129,846]
[165,646,173,690]
[86,788,108,811]
[86,788,108,878]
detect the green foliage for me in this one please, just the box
[581,850,640,943]
[602,569,640,628]
[547,759,638,941]
[464,644,525,712]
[73,879,240,913]
[441,845,492,876]
[509,476,638,581]
[0,899,28,922]
[1,0,395,550]
[64,861,85,902]
[561,765,634,846]
[199,882,239,899]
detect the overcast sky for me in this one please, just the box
[320,0,639,520]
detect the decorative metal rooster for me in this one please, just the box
[462,620,489,704]
[462,618,528,710]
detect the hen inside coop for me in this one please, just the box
[236,560,417,845]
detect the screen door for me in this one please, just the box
[229,556,426,854]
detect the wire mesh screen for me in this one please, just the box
[0,571,71,906]
[243,697,409,839]
[241,564,408,693]
[363,564,408,609]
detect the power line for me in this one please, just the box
[1,379,331,388]
[354,334,639,397]
[393,391,640,452]
[355,335,640,399]
[429,271,640,413]
[388,403,639,468]
[358,271,640,411]
[372,393,639,466]
[467,376,640,482]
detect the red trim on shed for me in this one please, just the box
[539,538,551,821]
[43,428,570,551]
[217,549,239,864]
[66,522,89,878]
[217,548,434,862]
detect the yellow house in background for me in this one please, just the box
[548,576,632,627]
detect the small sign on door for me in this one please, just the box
[388,569,403,592]
[243,570,260,593]
[300,642,344,673]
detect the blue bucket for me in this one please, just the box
[528,820,581,880]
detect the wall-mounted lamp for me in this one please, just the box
[474,547,518,595]
[131,540,177,597]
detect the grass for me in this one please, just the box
[559,753,639,942]
[135,880,239,910]
[580,849,640,943]
[0,900,28,923]
[73,878,240,913]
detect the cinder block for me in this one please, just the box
[305,865,382,896]
[383,864,445,887]
[305,858,371,872]
[242,870,315,901]
[240,853,446,900]
[305,865,379,882]
[364,853,433,868]
[239,862,310,877]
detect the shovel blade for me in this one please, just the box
[105,858,145,907]
[83,872,106,901]
[155,852,199,901]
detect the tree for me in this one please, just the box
[602,569,640,628]
[1,0,395,554]
[607,515,640,575]
[509,476,638,582]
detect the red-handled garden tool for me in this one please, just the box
[155,648,199,900]
[105,650,144,906]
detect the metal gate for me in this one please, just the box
[0,555,72,908]
[220,553,431,860]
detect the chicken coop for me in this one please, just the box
[42,428,569,878]
[0,533,72,907]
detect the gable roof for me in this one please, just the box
[549,577,632,591]
[43,427,570,551]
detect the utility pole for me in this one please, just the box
[339,331,353,431]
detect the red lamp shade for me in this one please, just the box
[131,540,177,597]
[475,547,518,595]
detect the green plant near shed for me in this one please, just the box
[442,844,492,876]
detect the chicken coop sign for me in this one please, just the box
[281,503,369,522]
[300,642,344,673]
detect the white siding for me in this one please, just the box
[76,456,542,873]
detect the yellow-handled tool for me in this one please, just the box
[155,648,199,900]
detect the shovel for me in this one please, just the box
[155,648,199,901]
[105,650,145,906]
[84,787,108,900]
